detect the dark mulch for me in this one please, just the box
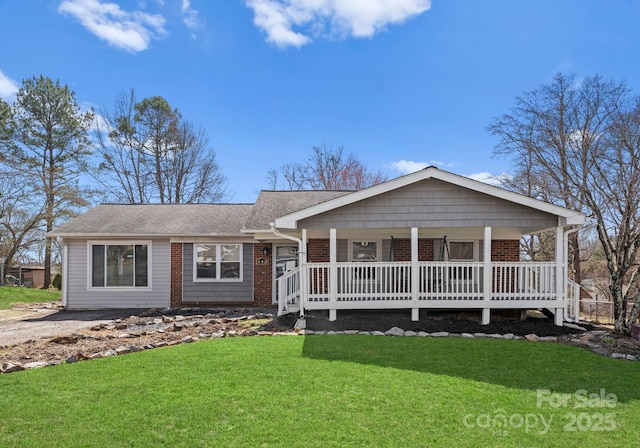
[275,309,598,337]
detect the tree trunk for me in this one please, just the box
[611,278,627,332]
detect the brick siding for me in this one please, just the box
[391,239,435,261]
[170,243,183,306]
[253,242,273,306]
[491,240,520,262]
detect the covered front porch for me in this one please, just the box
[276,226,580,326]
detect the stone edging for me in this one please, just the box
[298,325,639,362]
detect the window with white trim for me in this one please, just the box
[349,240,381,281]
[194,243,243,282]
[349,240,381,262]
[90,243,150,288]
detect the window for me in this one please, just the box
[90,243,150,288]
[448,241,475,261]
[350,241,380,262]
[350,240,380,281]
[194,243,242,282]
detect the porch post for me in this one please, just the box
[329,228,337,321]
[554,226,564,326]
[411,227,419,321]
[300,229,307,318]
[482,226,492,325]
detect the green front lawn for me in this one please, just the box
[0,286,60,309]
[1,336,638,447]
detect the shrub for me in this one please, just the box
[52,272,62,290]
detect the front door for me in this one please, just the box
[273,245,299,304]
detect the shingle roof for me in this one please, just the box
[50,203,254,237]
[243,190,352,230]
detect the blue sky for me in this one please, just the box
[1,0,639,203]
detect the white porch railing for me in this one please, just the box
[566,279,581,323]
[491,262,557,301]
[277,267,301,315]
[278,261,565,314]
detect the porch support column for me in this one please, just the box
[329,228,337,321]
[300,229,307,318]
[411,227,419,321]
[482,226,492,325]
[554,226,564,326]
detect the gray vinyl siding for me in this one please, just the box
[65,238,170,309]
[299,178,558,229]
[182,243,254,302]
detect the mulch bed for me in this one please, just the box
[294,309,596,337]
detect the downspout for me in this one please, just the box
[270,225,305,318]
[61,239,69,308]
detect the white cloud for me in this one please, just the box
[390,160,429,174]
[181,0,203,33]
[246,0,431,48]
[0,70,19,102]
[58,0,167,53]
[466,172,502,186]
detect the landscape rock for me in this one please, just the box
[431,331,449,337]
[461,333,474,338]
[385,327,405,336]
[129,345,143,353]
[417,331,430,337]
[473,333,487,338]
[592,347,611,356]
[115,345,131,355]
[2,362,25,373]
[563,322,587,332]
[525,334,540,342]
[104,349,118,357]
[503,333,515,340]
[611,353,626,359]
[65,355,79,363]
[371,331,385,336]
[357,331,370,335]
[343,330,359,335]
[50,335,78,345]
[181,336,194,344]
[404,330,417,337]
[294,319,306,330]
[23,361,48,369]
[539,336,558,343]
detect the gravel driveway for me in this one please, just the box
[0,308,139,347]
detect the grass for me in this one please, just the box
[0,286,60,309]
[0,336,639,447]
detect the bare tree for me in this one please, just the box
[0,170,44,275]
[268,144,388,190]
[95,91,228,204]
[489,73,640,333]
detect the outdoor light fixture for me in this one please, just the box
[262,246,271,256]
